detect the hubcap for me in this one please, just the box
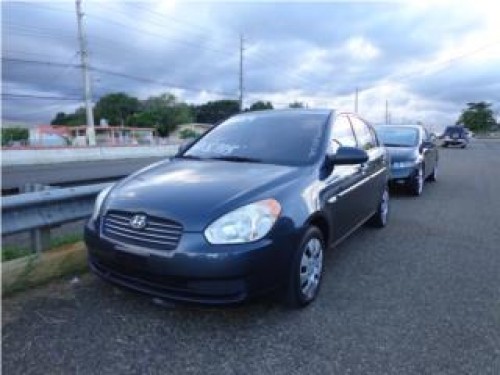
[299,238,323,300]
[380,188,389,224]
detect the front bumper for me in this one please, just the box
[389,165,416,183]
[442,137,467,145]
[85,220,300,304]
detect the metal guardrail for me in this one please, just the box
[1,182,112,252]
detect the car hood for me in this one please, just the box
[105,159,301,231]
[386,147,419,163]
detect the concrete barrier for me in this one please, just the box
[2,145,179,166]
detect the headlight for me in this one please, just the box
[91,185,113,222]
[392,161,416,169]
[205,199,281,244]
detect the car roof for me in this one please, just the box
[236,109,334,116]
[374,124,423,131]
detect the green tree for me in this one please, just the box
[1,127,29,146]
[94,92,140,125]
[289,101,305,108]
[249,101,273,111]
[194,100,240,124]
[127,93,194,136]
[50,107,86,126]
[457,102,496,132]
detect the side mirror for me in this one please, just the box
[327,146,369,166]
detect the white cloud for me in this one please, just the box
[344,37,381,61]
[2,1,499,125]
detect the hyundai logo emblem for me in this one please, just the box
[130,214,147,229]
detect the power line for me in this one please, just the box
[6,2,236,58]
[359,39,500,96]
[127,3,223,40]
[111,2,234,52]
[5,2,74,13]
[2,93,82,101]
[2,57,237,98]
[86,7,233,57]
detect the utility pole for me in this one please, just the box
[75,0,96,146]
[354,87,359,113]
[239,34,245,112]
[385,99,389,124]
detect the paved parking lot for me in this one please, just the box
[3,139,500,375]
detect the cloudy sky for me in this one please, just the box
[2,0,500,128]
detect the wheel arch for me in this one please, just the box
[305,212,330,246]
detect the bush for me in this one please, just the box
[1,127,29,146]
[179,128,199,139]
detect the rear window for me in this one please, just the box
[375,126,419,147]
[444,127,465,135]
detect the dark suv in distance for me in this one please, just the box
[85,110,390,307]
[441,126,469,148]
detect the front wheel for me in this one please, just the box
[409,165,424,196]
[286,227,324,308]
[368,186,389,228]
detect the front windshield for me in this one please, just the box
[375,127,419,147]
[183,112,329,165]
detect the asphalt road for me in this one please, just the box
[2,157,166,191]
[3,139,500,375]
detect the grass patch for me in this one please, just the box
[2,241,88,296]
[2,232,83,262]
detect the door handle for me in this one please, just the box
[359,163,369,175]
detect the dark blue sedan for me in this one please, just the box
[375,125,438,195]
[85,110,390,307]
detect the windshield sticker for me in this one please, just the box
[196,142,242,155]
[308,131,322,159]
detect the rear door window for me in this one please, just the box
[350,116,376,150]
[330,115,357,152]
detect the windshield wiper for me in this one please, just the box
[208,155,263,163]
[383,143,409,147]
[175,154,204,160]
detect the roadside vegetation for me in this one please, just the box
[1,126,29,146]
[47,92,311,138]
[49,92,276,137]
[2,232,83,262]
[457,101,498,133]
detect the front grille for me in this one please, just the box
[102,210,183,250]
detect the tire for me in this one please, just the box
[442,143,448,148]
[286,226,325,308]
[461,144,467,149]
[427,162,438,182]
[368,185,389,228]
[409,165,424,196]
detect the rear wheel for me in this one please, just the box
[286,227,324,308]
[368,186,389,228]
[409,165,424,196]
